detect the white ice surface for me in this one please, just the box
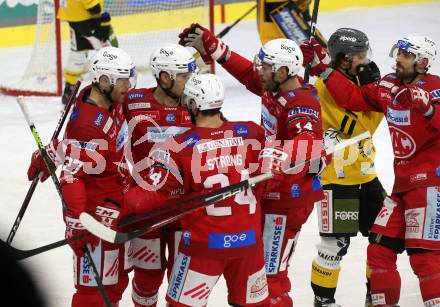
[1,2,440,306]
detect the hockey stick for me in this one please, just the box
[216,4,257,39]
[6,131,371,259]
[193,4,256,65]
[81,131,371,244]
[16,97,68,211]
[4,237,73,260]
[6,81,81,245]
[304,0,321,83]
[83,245,112,307]
[1,173,271,259]
[81,173,272,244]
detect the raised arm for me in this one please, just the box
[178,23,263,96]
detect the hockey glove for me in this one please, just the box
[393,85,434,117]
[300,37,332,79]
[178,23,230,64]
[259,147,289,191]
[27,139,62,182]
[96,12,111,42]
[95,198,122,229]
[356,61,381,86]
[64,213,99,257]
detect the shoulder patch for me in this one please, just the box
[416,80,427,86]
[183,133,200,148]
[233,124,249,137]
[93,112,105,128]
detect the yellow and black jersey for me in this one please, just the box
[58,0,103,22]
[316,78,384,185]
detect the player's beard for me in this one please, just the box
[262,79,277,92]
[395,62,416,80]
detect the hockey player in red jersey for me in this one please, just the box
[123,43,197,307]
[27,46,136,307]
[124,73,274,306]
[302,35,440,306]
[178,25,325,305]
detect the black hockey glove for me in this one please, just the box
[356,61,381,86]
[94,12,111,42]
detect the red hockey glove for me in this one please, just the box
[27,139,62,182]
[300,37,332,78]
[95,198,123,230]
[259,147,289,191]
[178,23,230,64]
[64,213,99,257]
[393,85,434,117]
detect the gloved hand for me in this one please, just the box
[27,139,62,182]
[299,37,332,78]
[259,147,289,191]
[322,128,343,168]
[356,61,381,86]
[96,12,111,41]
[392,85,434,117]
[64,213,99,257]
[178,23,230,64]
[95,198,122,229]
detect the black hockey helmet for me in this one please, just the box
[328,28,371,64]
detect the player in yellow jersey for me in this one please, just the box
[58,0,118,104]
[301,28,386,307]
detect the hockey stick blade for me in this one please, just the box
[330,131,370,154]
[81,173,273,244]
[80,213,117,243]
[5,238,68,260]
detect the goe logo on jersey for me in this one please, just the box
[183,133,200,148]
[208,230,256,249]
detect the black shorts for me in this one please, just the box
[319,177,386,237]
